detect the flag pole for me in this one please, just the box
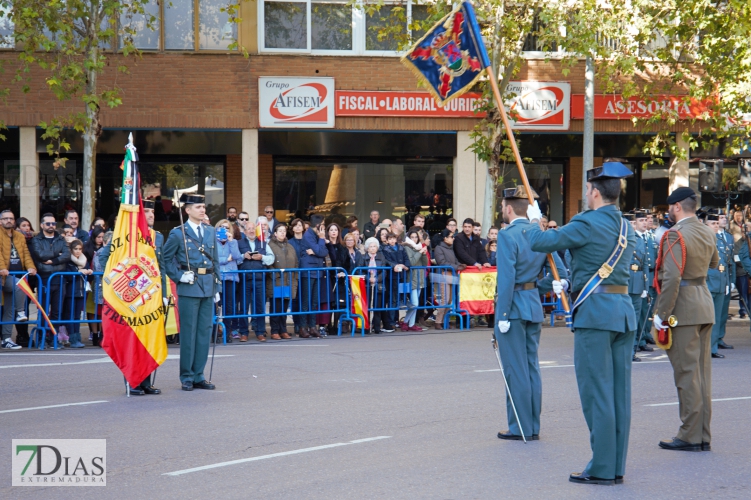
[484,65,570,314]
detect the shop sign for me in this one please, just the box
[505,81,571,130]
[571,94,711,119]
[259,77,335,128]
[335,90,485,118]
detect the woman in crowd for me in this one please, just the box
[298,215,328,338]
[324,222,349,335]
[433,229,466,330]
[485,239,497,265]
[266,223,297,339]
[90,232,111,347]
[349,228,365,254]
[417,228,434,328]
[13,218,35,346]
[83,226,105,345]
[381,231,409,332]
[215,219,243,342]
[401,229,428,331]
[287,218,306,335]
[63,239,91,348]
[363,237,389,334]
[89,218,105,235]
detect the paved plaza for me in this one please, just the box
[2,322,750,499]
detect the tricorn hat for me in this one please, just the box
[142,199,155,210]
[502,185,539,200]
[633,209,650,219]
[179,193,205,205]
[586,162,634,181]
[622,212,636,222]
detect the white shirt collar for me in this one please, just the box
[187,219,202,235]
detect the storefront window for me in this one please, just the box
[120,0,160,50]
[165,0,195,50]
[640,162,670,208]
[0,3,13,49]
[274,161,453,234]
[365,4,400,51]
[504,163,565,226]
[199,0,237,50]
[39,160,81,220]
[1,158,21,216]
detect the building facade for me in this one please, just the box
[0,2,736,233]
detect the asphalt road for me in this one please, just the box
[2,321,750,499]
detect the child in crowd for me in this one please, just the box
[485,240,497,265]
[62,224,75,244]
[62,239,91,348]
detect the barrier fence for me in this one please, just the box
[3,267,571,349]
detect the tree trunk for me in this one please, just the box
[82,41,101,230]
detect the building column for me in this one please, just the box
[454,131,478,222]
[19,127,39,224]
[669,134,690,193]
[241,129,259,221]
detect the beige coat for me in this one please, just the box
[654,216,719,326]
[0,230,36,285]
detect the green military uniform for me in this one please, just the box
[623,213,648,357]
[716,226,735,351]
[495,186,568,440]
[525,162,636,484]
[161,194,220,389]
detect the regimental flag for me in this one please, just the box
[101,133,167,388]
[458,266,497,315]
[401,1,491,106]
[165,279,180,336]
[16,275,56,336]
[349,275,369,330]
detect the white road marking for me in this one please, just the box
[0,400,108,414]
[0,353,107,357]
[245,344,330,347]
[163,436,392,476]
[645,396,751,407]
[0,354,233,369]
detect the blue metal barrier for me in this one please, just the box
[40,272,103,350]
[350,265,465,333]
[539,290,570,326]
[216,267,356,341]
[0,271,43,348]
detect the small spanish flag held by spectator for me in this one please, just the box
[16,275,56,336]
[349,275,369,330]
[458,266,497,315]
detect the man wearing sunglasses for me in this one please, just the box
[236,211,250,231]
[29,213,71,345]
[263,206,280,233]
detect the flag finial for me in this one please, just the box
[128,132,134,145]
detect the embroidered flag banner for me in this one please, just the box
[101,134,167,388]
[458,266,497,315]
[401,1,490,106]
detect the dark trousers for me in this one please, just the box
[369,286,392,331]
[270,298,290,334]
[177,296,213,384]
[44,281,62,343]
[736,275,749,316]
[237,274,265,334]
[300,274,319,328]
[219,280,237,330]
[62,296,85,336]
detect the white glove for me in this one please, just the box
[552,280,567,297]
[497,320,511,333]
[163,297,169,307]
[641,290,648,298]
[731,283,736,292]
[526,200,542,222]
[214,293,221,303]
[653,313,665,331]
[180,271,195,284]
[726,286,730,295]
[734,254,741,262]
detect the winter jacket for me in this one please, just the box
[405,245,428,289]
[453,232,488,266]
[298,228,328,272]
[433,242,462,271]
[29,232,71,279]
[266,237,299,299]
[0,229,36,285]
[217,239,243,282]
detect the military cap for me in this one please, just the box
[142,199,155,210]
[586,162,634,181]
[179,193,205,205]
[704,206,726,216]
[665,187,697,205]
[622,212,636,222]
[704,213,721,221]
[502,185,539,200]
[696,208,707,220]
[633,209,650,219]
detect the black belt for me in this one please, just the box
[513,282,537,291]
[180,265,214,275]
[680,277,706,287]
[571,285,628,302]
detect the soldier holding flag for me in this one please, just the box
[162,194,220,392]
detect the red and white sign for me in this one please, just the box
[505,81,571,130]
[336,91,485,118]
[571,94,711,120]
[259,77,335,128]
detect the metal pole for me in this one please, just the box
[208,304,221,383]
[582,55,595,212]
[492,336,526,443]
[175,187,191,273]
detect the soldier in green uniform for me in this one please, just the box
[162,194,220,391]
[640,210,659,346]
[525,162,637,486]
[623,212,648,362]
[715,208,735,351]
[99,199,166,395]
[495,186,568,441]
